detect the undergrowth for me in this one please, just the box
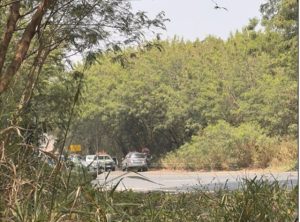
[0,148,298,222]
[161,121,297,171]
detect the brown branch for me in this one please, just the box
[4,46,50,149]
[0,1,20,75]
[24,37,66,60]
[19,6,39,18]
[20,49,50,110]
[15,27,67,121]
[17,50,44,114]
[0,0,53,94]
[0,126,24,136]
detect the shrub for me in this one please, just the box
[161,121,280,170]
[270,138,298,170]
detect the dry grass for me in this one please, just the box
[0,130,297,221]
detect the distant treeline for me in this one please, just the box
[70,0,297,169]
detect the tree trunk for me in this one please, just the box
[0,2,20,75]
[0,0,53,94]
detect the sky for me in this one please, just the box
[70,0,266,63]
[131,0,266,41]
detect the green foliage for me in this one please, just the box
[260,0,298,80]
[0,0,168,153]
[162,121,285,170]
[0,49,81,149]
[261,0,298,39]
[72,0,298,163]
[212,178,298,222]
[72,25,297,161]
[238,75,297,137]
[1,0,297,220]
[68,0,297,166]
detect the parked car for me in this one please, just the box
[91,154,116,171]
[81,155,95,168]
[112,157,119,167]
[122,152,148,171]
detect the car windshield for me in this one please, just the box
[95,156,104,160]
[95,155,111,160]
[131,153,145,158]
[86,156,94,161]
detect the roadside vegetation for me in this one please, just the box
[0,160,297,221]
[162,121,297,170]
[0,0,298,221]
[70,0,297,171]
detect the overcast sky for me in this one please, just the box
[131,0,266,41]
[70,0,266,63]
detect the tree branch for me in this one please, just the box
[0,1,20,75]
[0,0,53,94]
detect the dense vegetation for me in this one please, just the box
[0,0,166,220]
[70,0,298,170]
[0,0,297,220]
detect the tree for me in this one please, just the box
[0,0,167,152]
[0,2,167,217]
[0,0,167,94]
[260,0,298,80]
[71,4,298,157]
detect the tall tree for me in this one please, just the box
[260,0,298,80]
[0,0,167,152]
[0,0,167,94]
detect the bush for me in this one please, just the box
[161,121,282,170]
[269,138,298,170]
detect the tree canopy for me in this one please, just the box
[0,0,297,165]
[68,0,297,167]
[0,0,297,219]
[0,0,167,152]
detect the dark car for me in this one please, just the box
[112,157,119,167]
[121,152,148,171]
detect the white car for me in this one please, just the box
[84,154,116,171]
[80,155,95,168]
[92,154,116,171]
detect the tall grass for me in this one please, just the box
[106,177,298,222]
[0,146,298,222]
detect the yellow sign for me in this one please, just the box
[69,145,81,152]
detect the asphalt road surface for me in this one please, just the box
[92,170,298,192]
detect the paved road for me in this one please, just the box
[92,170,298,192]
